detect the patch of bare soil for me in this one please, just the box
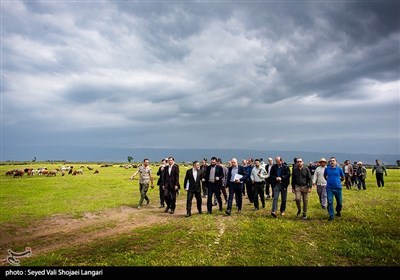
[0,199,190,265]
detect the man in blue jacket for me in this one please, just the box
[324,157,345,221]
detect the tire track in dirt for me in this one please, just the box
[0,199,189,265]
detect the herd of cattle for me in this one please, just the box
[4,165,101,177]
[4,163,185,178]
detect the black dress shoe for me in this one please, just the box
[170,210,174,214]
[164,208,170,213]
[185,213,191,217]
[296,209,301,217]
[225,210,231,216]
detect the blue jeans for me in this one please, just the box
[327,188,342,218]
[271,184,287,213]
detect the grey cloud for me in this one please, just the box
[2,0,399,159]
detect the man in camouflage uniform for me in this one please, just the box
[130,158,154,209]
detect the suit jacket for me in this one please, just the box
[227,165,246,187]
[156,166,165,186]
[269,164,291,187]
[184,168,202,193]
[163,164,180,190]
[205,164,224,187]
[265,164,273,183]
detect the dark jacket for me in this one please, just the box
[163,164,180,190]
[291,166,312,189]
[269,164,291,187]
[227,165,246,187]
[156,166,165,186]
[205,164,224,187]
[184,168,202,193]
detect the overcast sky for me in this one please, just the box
[1,0,399,161]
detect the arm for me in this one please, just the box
[258,168,268,179]
[250,168,255,182]
[312,168,317,185]
[149,169,154,187]
[175,166,180,190]
[291,168,296,188]
[130,170,139,180]
[340,168,345,181]
[281,166,291,186]
[269,166,277,183]
[183,170,189,190]
[307,168,312,189]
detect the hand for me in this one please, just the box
[216,177,219,181]
[308,188,312,193]
[175,185,179,191]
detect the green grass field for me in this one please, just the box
[1,163,399,266]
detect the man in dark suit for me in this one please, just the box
[183,161,203,217]
[265,157,274,199]
[162,156,180,214]
[205,156,224,214]
[156,158,167,208]
[270,156,291,218]
[225,158,246,215]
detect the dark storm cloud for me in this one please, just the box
[1,0,399,160]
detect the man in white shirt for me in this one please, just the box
[313,158,328,209]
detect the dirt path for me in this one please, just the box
[0,199,192,265]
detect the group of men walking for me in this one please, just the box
[130,156,388,221]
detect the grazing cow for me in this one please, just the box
[40,170,49,176]
[13,170,24,178]
[87,166,94,170]
[94,169,99,174]
[5,170,14,176]
[60,166,71,172]
[72,169,83,176]
[38,168,48,175]
[47,170,57,176]
[24,168,33,173]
